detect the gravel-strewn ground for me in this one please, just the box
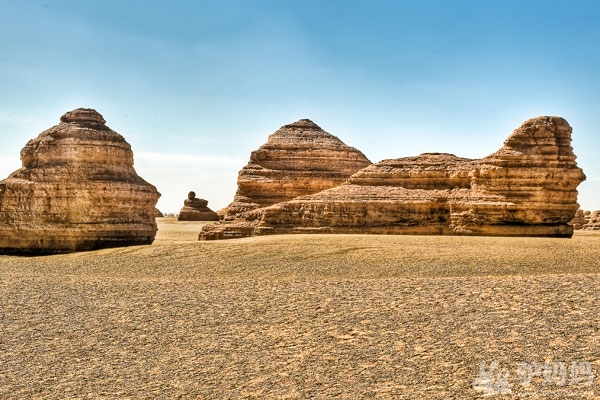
[1,219,599,399]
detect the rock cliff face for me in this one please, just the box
[222,119,371,217]
[0,108,161,254]
[178,191,219,221]
[200,116,585,239]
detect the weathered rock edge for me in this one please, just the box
[0,108,161,254]
[200,116,585,239]
[219,119,372,218]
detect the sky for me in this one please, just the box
[1,0,599,213]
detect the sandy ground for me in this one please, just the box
[1,218,600,399]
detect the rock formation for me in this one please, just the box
[0,108,161,254]
[571,209,600,230]
[200,116,585,239]
[583,211,600,230]
[222,119,371,217]
[177,191,219,221]
[570,209,587,230]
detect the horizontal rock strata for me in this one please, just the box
[0,108,160,254]
[201,116,585,239]
[222,119,371,217]
[571,209,600,230]
[178,191,219,221]
[583,211,600,230]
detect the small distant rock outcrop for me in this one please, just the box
[177,191,219,221]
[221,119,371,218]
[200,116,585,239]
[571,209,600,230]
[0,108,161,254]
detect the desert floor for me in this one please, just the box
[1,218,600,399]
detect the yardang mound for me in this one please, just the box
[178,191,219,221]
[221,119,371,218]
[200,116,585,239]
[0,108,161,254]
[571,209,600,231]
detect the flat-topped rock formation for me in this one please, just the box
[178,191,219,221]
[0,108,161,254]
[222,119,371,217]
[200,116,585,239]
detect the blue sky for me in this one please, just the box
[1,0,598,212]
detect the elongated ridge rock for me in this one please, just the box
[0,108,161,254]
[200,116,585,239]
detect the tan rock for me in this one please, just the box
[200,116,585,239]
[221,119,371,217]
[570,209,600,230]
[582,210,600,230]
[0,108,161,254]
[177,191,219,221]
[570,209,586,230]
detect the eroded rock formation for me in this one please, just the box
[0,108,161,254]
[200,116,585,239]
[222,119,371,217]
[584,211,600,230]
[571,209,600,230]
[178,191,219,221]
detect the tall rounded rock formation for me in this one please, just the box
[222,119,371,217]
[0,108,161,254]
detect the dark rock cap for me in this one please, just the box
[60,108,107,129]
[282,119,322,130]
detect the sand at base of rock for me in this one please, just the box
[1,220,599,398]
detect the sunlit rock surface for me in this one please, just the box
[201,116,585,239]
[0,108,161,254]
[178,191,219,221]
[220,119,371,218]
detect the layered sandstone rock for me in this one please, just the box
[178,191,219,221]
[572,210,600,230]
[222,119,371,217]
[583,211,600,230]
[0,108,161,254]
[570,209,587,230]
[200,116,585,239]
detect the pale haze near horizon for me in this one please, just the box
[0,0,598,213]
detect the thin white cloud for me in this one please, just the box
[134,152,245,172]
[133,152,244,213]
[0,114,13,123]
[0,113,30,124]
[0,156,21,178]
